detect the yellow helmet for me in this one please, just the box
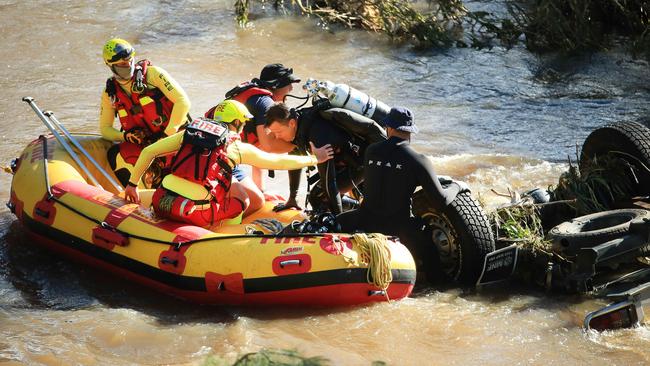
[210,100,253,123]
[103,38,135,65]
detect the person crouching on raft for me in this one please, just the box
[215,63,303,213]
[124,100,334,227]
[99,38,191,188]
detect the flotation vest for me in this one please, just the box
[168,118,238,204]
[225,81,274,102]
[206,82,274,145]
[106,60,174,138]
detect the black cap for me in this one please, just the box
[382,107,419,134]
[259,63,301,89]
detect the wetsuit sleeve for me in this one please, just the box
[128,132,183,186]
[99,90,125,142]
[316,160,342,214]
[230,140,317,170]
[145,66,191,136]
[413,152,448,211]
[288,167,302,199]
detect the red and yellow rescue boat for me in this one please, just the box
[7,134,416,306]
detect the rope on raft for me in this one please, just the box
[350,233,393,298]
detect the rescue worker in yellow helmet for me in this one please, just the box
[124,100,334,227]
[99,38,191,188]
[212,64,303,215]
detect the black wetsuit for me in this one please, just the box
[337,136,449,273]
[292,107,369,214]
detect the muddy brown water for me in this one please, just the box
[1,1,650,365]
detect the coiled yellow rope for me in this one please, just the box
[350,233,393,295]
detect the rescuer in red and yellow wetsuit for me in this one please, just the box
[124,100,333,227]
[99,38,191,187]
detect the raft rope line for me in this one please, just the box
[37,136,323,247]
[349,233,393,299]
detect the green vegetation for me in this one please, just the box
[233,0,506,48]
[490,203,552,254]
[552,153,637,216]
[200,348,390,365]
[234,0,650,55]
[201,349,330,366]
[489,203,568,287]
[490,152,636,245]
[510,0,650,55]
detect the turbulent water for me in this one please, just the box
[1,1,650,365]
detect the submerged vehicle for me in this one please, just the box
[493,120,650,331]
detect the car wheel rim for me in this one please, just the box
[423,211,461,279]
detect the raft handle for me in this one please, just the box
[34,207,50,218]
[279,259,302,268]
[92,225,129,248]
[6,201,15,214]
[161,257,179,266]
[368,290,387,297]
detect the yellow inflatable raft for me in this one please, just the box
[7,134,416,306]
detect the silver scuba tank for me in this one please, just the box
[303,78,391,124]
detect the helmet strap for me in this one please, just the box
[232,120,244,133]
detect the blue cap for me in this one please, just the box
[382,107,418,134]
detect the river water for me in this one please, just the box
[1,1,650,365]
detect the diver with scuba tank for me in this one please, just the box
[265,100,386,215]
[262,78,391,214]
